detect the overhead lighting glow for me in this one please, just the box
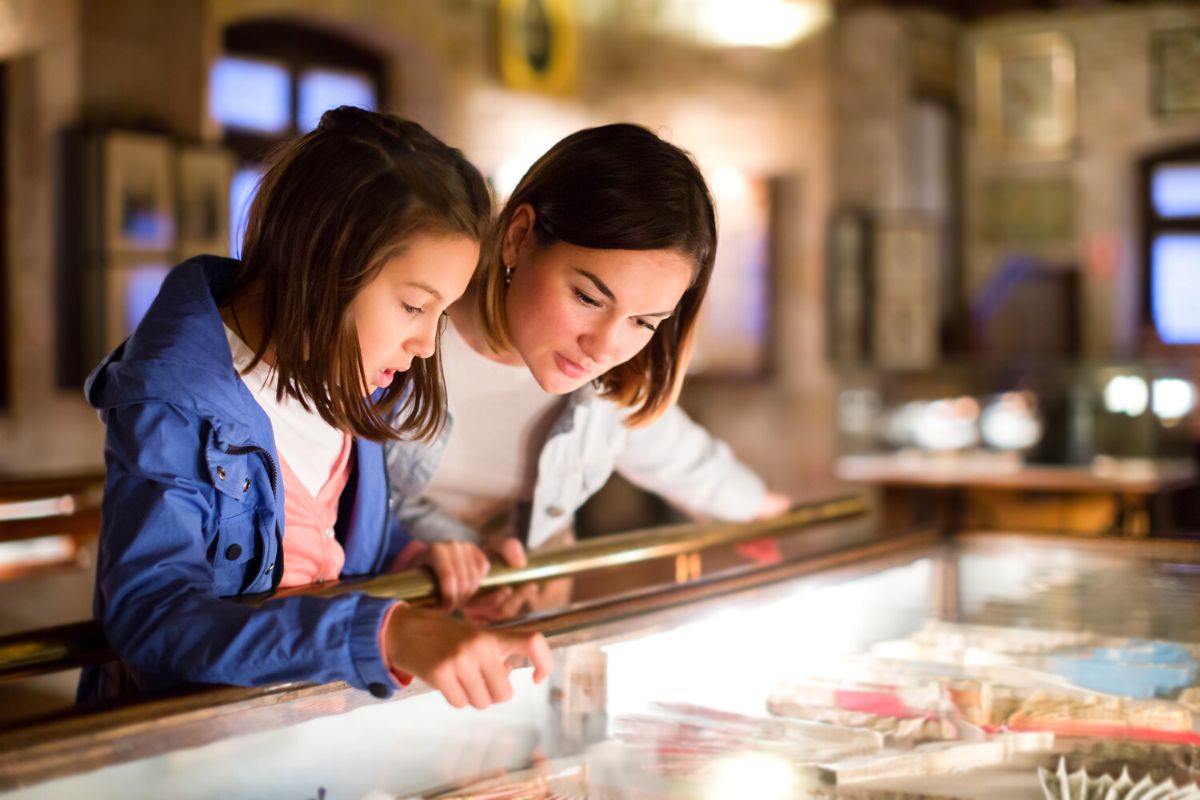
[660,0,830,49]
[704,752,808,800]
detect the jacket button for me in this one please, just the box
[242,478,251,492]
[546,505,565,518]
[265,562,274,573]
[368,682,389,699]
[225,543,242,560]
[216,466,227,481]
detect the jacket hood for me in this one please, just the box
[84,256,265,448]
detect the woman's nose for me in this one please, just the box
[581,320,622,366]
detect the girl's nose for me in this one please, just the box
[407,319,438,359]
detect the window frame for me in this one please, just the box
[218,21,387,164]
[1140,141,1200,349]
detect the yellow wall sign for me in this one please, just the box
[498,0,577,95]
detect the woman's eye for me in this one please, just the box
[636,319,658,333]
[402,303,424,315]
[574,290,602,308]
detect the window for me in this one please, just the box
[1142,144,1200,346]
[211,21,385,256]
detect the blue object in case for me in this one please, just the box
[1049,640,1197,699]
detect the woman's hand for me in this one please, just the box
[484,535,528,568]
[412,541,491,610]
[383,606,553,709]
[756,490,792,520]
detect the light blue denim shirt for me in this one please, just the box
[386,385,767,550]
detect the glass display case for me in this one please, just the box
[6,509,1200,798]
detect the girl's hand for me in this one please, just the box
[383,606,553,709]
[413,541,491,609]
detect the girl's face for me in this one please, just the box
[354,233,479,391]
[503,208,694,395]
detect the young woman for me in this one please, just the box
[386,123,789,592]
[80,107,550,709]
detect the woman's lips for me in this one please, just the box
[376,368,396,389]
[554,352,589,380]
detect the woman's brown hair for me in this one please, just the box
[475,123,716,426]
[234,106,490,441]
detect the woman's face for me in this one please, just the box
[502,207,695,395]
[354,233,479,391]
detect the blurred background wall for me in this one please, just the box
[1,0,1200,646]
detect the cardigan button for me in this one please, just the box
[368,682,389,699]
[225,543,242,560]
[216,466,227,481]
[242,477,251,492]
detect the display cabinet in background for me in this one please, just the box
[834,361,1199,536]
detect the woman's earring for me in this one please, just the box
[504,265,513,285]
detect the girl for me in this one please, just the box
[386,123,790,596]
[80,107,550,710]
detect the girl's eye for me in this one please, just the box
[636,319,658,333]
[574,289,602,308]
[402,303,424,315]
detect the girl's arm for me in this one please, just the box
[98,403,414,696]
[615,404,781,521]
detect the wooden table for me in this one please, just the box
[837,454,1198,537]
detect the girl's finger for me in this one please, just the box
[480,647,514,704]
[458,660,493,709]
[499,631,554,684]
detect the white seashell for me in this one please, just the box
[1040,764,1061,800]
[1122,773,1155,800]
[1104,767,1135,800]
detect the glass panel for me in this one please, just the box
[228,166,263,258]
[208,56,291,134]
[1151,233,1200,345]
[297,68,377,133]
[1152,162,1200,218]
[19,537,1200,798]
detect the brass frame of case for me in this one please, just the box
[0,494,867,683]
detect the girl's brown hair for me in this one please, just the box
[475,123,717,427]
[235,106,490,441]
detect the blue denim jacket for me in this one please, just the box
[386,383,767,550]
[79,256,410,702]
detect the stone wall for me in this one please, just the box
[0,0,839,497]
[963,4,1200,358]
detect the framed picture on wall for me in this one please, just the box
[872,217,939,370]
[1152,28,1200,118]
[498,0,578,95]
[176,145,235,257]
[102,256,173,350]
[103,131,176,252]
[826,208,873,366]
[976,32,1076,161]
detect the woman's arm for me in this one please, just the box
[615,404,784,521]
